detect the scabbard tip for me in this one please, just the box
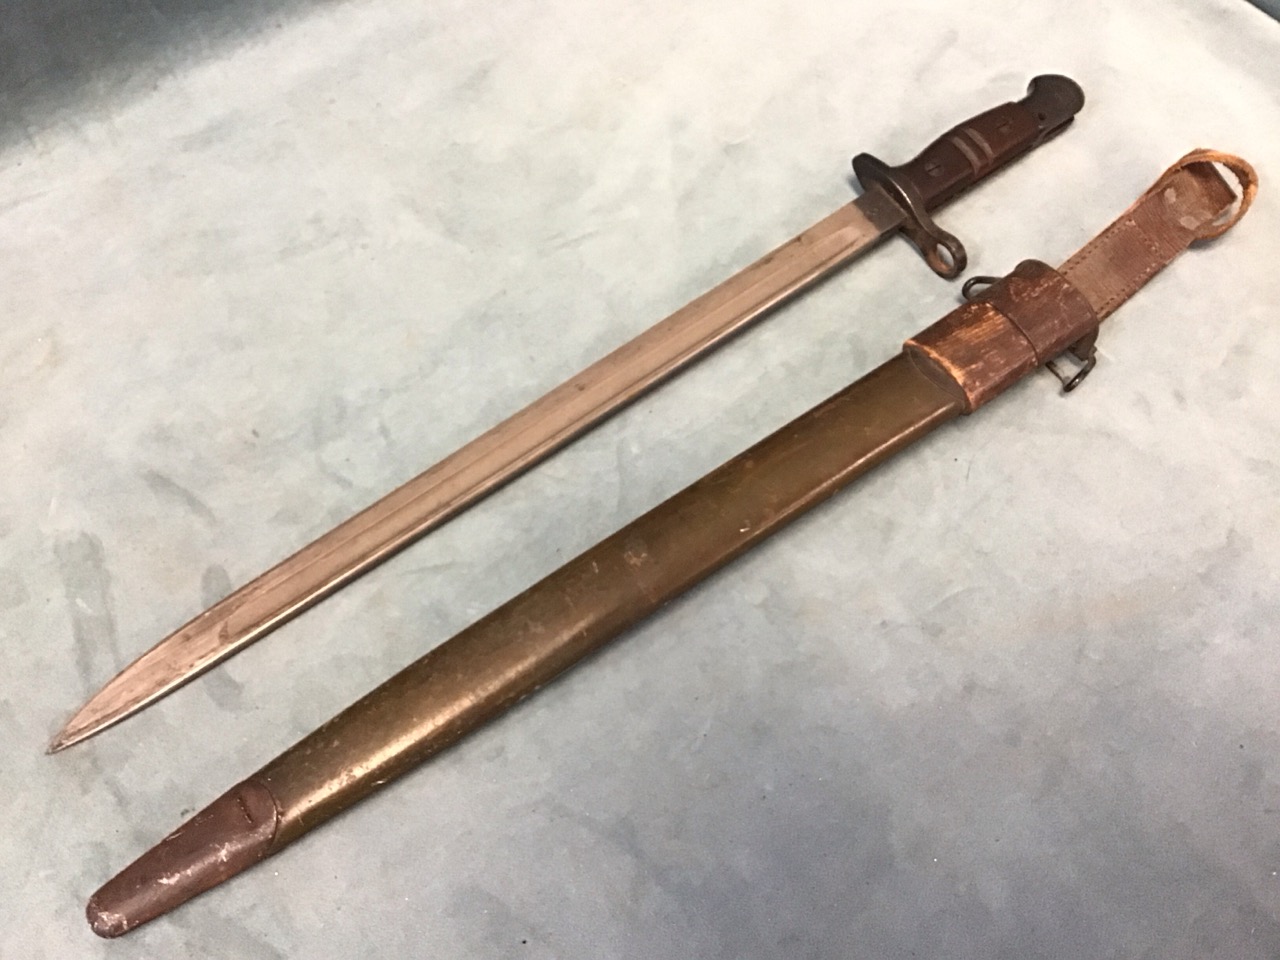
[86,897,132,939]
[86,779,280,936]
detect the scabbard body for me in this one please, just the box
[88,356,962,935]
[262,356,961,842]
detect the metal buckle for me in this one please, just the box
[1046,349,1096,392]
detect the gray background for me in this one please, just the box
[1251,0,1280,20]
[2,0,1279,957]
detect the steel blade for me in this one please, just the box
[50,186,907,751]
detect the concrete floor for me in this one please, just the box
[2,1,1279,956]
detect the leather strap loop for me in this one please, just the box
[1173,149,1258,241]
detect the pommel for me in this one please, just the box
[853,74,1085,279]
[1021,75,1087,142]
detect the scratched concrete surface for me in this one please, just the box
[2,0,1279,956]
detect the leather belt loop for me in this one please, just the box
[979,261,1098,363]
[904,261,1096,412]
[904,150,1257,413]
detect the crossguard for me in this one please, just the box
[854,75,1085,279]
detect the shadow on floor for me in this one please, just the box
[0,0,339,153]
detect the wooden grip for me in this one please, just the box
[852,75,1084,278]
[854,75,1085,212]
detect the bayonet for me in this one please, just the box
[51,75,1084,751]
[84,150,1256,936]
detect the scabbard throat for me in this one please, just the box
[904,261,1097,412]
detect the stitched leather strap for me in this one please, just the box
[1060,150,1255,321]
[905,150,1257,412]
